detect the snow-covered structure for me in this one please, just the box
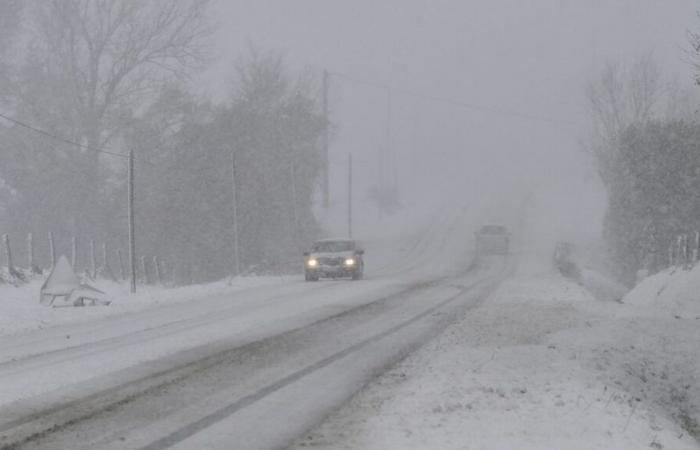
[40,256,109,307]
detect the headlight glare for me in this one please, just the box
[344,258,355,266]
[307,259,318,268]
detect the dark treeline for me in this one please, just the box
[588,53,700,285]
[604,121,700,283]
[0,1,326,282]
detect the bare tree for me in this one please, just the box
[0,0,23,101]
[2,0,212,242]
[24,0,211,148]
[585,54,662,187]
[687,12,700,86]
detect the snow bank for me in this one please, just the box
[624,265,700,318]
[0,276,289,336]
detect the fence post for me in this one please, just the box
[117,249,126,281]
[154,256,162,285]
[141,256,150,285]
[27,233,35,273]
[3,234,14,273]
[90,239,97,279]
[173,263,180,287]
[669,245,674,268]
[101,243,115,280]
[48,232,56,268]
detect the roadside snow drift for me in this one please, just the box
[624,264,700,318]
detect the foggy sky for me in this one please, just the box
[199,1,699,241]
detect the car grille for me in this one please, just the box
[318,257,344,266]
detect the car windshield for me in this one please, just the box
[312,240,355,252]
[480,225,507,234]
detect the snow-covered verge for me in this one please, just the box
[623,264,700,318]
[0,275,290,336]
[293,274,700,450]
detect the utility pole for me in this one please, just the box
[322,69,330,208]
[385,87,398,203]
[348,153,353,239]
[48,232,56,268]
[128,149,136,293]
[231,151,241,276]
[71,236,77,269]
[290,162,300,243]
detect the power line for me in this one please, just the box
[0,112,129,159]
[327,70,579,128]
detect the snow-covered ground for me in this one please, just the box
[293,273,700,449]
[0,275,292,336]
[623,263,700,319]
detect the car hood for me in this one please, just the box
[309,251,355,259]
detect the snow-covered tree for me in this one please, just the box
[604,121,700,283]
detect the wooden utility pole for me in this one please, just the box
[290,162,300,244]
[71,236,77,269]
[231,151,241,276]
[348,153,353,239]
[90,239,97,279]
[322,69,330,208]
[48,232,56,268]
[128,149,136,293]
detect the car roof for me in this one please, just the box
[314,238,356,243]
[479,225,508,234]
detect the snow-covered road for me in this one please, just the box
[0,206,505,449]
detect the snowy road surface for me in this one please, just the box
[0,209,512,449]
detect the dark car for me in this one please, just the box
[475,225,510,256]
[304,239,364,281]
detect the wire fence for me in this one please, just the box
[0,231,178,287]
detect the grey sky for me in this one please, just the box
[200,1,699,238]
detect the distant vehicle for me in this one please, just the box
[552,241,581,280]
[475,225,510,256]
[304,239,364,281]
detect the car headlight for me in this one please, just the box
[344,258,355,266]
[307,259,318,268]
